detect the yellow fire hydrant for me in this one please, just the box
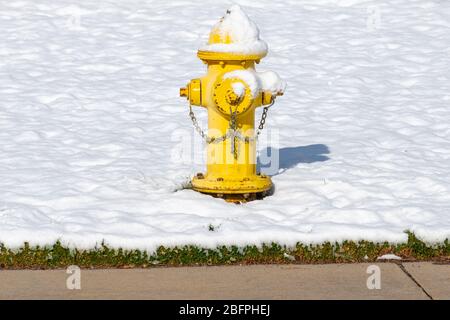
[180,5,284,202]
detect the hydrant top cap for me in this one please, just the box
[198,5,268,61]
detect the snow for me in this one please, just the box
[199,4,268,56]
[231,82,246,98]
[257,71,286,95]
[223,70,259,97]
[1,0,450,251]
[377,254,402,260]
[223,69,285,97]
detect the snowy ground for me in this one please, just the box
[1,0,450,250]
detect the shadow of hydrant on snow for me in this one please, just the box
[257,144,330,176]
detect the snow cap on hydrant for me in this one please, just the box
[198,4,268,59]
[180,5,285,202]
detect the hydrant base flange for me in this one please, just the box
[191,174,272,195]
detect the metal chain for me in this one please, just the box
[188,100,274,144]
[189,104,229,144]
[257,104,271,133]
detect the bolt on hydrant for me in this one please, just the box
[180,5,285,202]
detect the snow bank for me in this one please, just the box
[199,5,268,56]
[0,0,449,251]
[377,254,402,260]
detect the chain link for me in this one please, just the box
[188,100,274,145]
[189,104,230,144]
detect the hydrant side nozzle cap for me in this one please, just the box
[262,91,273,105]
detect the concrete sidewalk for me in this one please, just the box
[0,262,448,299]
